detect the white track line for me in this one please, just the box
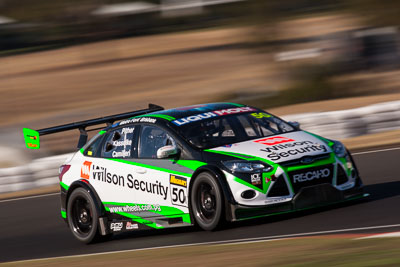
[0,192,59,203]
[352,147,400,155]
[9,224,400,264]
[356,231,400,239]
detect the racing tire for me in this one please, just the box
[191,172,224,231]
[67,187,102,243]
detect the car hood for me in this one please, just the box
[209,131,332,164]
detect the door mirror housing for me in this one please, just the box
[288,121,300,129]
[157,145,179,159]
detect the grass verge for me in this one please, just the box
[2,236,400,266]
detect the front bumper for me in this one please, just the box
[229,181,366,221]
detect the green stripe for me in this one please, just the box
[135,114,176,121]
[61,210,66,219]
[304,131,334,146]
[99,130,107,135]
[103,201,191,224]
[225,103,244,107]
[60,182,69,191]
[171,159,207,171]
[108,158,192,177]
[204,149,254,160]
[284,154,335,172]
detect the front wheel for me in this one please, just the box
[67,187,101,243]
[190,172,224,231]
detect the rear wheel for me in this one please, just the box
[190,172,224,231]
[67,188,101,243]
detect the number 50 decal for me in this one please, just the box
[169,175,188,207]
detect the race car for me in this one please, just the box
[23,103,365,243]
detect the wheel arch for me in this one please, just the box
[190,165,236,222]
[65,180,106,218]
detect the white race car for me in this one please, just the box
[24,103,365,243]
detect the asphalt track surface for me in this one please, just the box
[1,147,400,263]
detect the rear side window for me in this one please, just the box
[84,134,104,157]
[102,126,136,158]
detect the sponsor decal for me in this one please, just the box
[251,112,271,119]
[126,221,139,230]
[91,165,169,200]
[110,222,123,232]
[255,136,295,146]
[80,161,92,179]
[170,175,188,207]
[251,173,262,185]
[293,168,331,183]
[213,107,256,116]
[259,140,328,161]
[121,127,134,134]
[170,175,187,187]
[172,107,256,126]
[120,117,156,125]
[112,149,131,158]
[113,139,132,147]
[109,204,161,213]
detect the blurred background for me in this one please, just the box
[1,0,400,167]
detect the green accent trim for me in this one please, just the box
[61,210,66,219]
[60,182,69,191]
[99,130,107,135]
[171,159,207,171]
[108,158,192,177]
[233,176,269,194]
[204,149,254,160]
[114,211,164,229]
[103,201,191,225]
[135,114,176,121]
[237,193,368,221]
[79,148,85,154]
[23,128,40,149]
[225,103,244,107]
[284,154,335,172]
[304,131,334,146]
[103,202,185,216]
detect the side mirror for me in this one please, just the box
[157,145,179,159]
[289,121,300,129]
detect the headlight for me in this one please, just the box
[222,160,273,173]
[332,140,347,158]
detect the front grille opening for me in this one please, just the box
[336,165,348,185]
[267,175,290,197]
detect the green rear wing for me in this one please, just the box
[23,128,40,149]
[22,104,164,150]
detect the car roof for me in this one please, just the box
[108,102,249,130]
[150,102,246,120]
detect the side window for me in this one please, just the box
[102,126,136,158]
[139,125,174,159]
[84,134,104,157]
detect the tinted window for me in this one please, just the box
[139,125,175,159]
[102,126,136,158]
[84,133,104,157]
[175,111,295,149]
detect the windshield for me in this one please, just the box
[174,111,296,149]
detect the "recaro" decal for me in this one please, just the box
[293,168,330,183]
